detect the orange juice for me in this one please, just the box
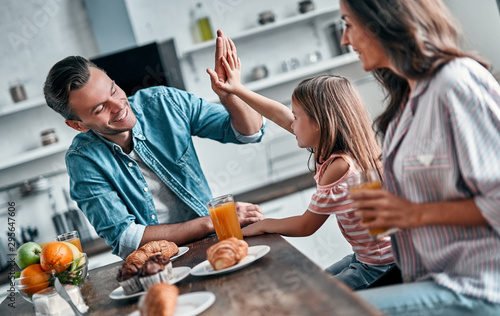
[350,181,388,236]
[208,200,243,241]
[55,230,83,252]
[66,238,83,252]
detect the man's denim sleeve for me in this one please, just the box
[118,223,146,259]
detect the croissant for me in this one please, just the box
[207,237,248,270]
[140,283,178,316]
[126,240,179,267]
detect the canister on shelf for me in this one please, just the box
[41,128,59,146]
[9,82,27,103]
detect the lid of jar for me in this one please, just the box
[40,128,56,136]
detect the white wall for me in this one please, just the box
[445,0,500,74]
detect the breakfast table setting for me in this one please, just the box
[1,233,383,315]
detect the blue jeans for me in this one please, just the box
[325,253,395,290]
[357,280,500,316]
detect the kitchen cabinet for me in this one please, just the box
[259,187,352,269]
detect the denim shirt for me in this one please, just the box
[66,86,265,258]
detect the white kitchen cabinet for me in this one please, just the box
[259,187,352,270]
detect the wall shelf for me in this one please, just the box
[0,142,70,171]
[206,53,359,103]
[246,53,358,92]
[182,6,340,56]
[0,96,46,118]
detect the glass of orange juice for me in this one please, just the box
[347,170,398,239]
[55,230,83,252]
[207,194,243,241]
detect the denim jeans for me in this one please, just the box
[325,253,395,290]
[357,280,500,316]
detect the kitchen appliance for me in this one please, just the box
[49,188,70,236]
[90,39,185,97]
[328,20,350,55]
[63,189,92,242]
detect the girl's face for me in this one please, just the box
[290,101,320,149]
[340,0,392,72]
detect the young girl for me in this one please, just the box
[207,44,394,290]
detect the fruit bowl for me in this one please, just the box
[15,253,88,303]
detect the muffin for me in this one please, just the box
[116,261,143,294]
[138,254,173,290]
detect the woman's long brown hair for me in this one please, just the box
[342,0,488,137]
[292,75,382,176]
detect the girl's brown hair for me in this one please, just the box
[292,75,382,175]
[341,0,488,137]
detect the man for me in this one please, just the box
[43,31,265,259]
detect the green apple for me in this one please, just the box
[15,242,42,270]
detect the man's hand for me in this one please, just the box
[208,30,238,99]
[235,201,265,227]
[214,29,228,82]
[207,41,242,94]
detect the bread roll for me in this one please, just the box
[139,283,178,316]
[126,240,179,267]
[207,237,248,270]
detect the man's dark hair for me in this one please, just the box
[43,56,100,120]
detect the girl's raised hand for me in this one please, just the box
[206,38,243,94]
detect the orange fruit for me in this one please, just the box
[40,241,73,273]
[19,263,50,295]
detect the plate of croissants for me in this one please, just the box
[190,237,270,276]
[129,283,216,316]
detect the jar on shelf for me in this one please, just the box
[41,128,59,146]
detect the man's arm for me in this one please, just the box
[140,217,213,247]
[208,30,263,136]
[139,202,265,247]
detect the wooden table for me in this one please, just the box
[0,234,383,315]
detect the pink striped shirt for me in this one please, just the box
[384,58,500,303]
[307,154,394,265]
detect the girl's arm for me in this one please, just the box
[243,158,350,237]
[207,39,294,134]
[242,211,329,237]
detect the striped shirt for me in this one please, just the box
[383,58,500,303]
[308,154,394,265]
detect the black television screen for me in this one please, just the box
[90,39,185,96]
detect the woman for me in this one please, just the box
[340,0,500,315]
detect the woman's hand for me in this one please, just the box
[351,189,422,230]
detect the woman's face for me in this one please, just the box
[340,0,392,72]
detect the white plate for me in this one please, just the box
[190,245,270,276]
[128,291,216,316]
[109,266,192,300]
[171,247,189,261]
